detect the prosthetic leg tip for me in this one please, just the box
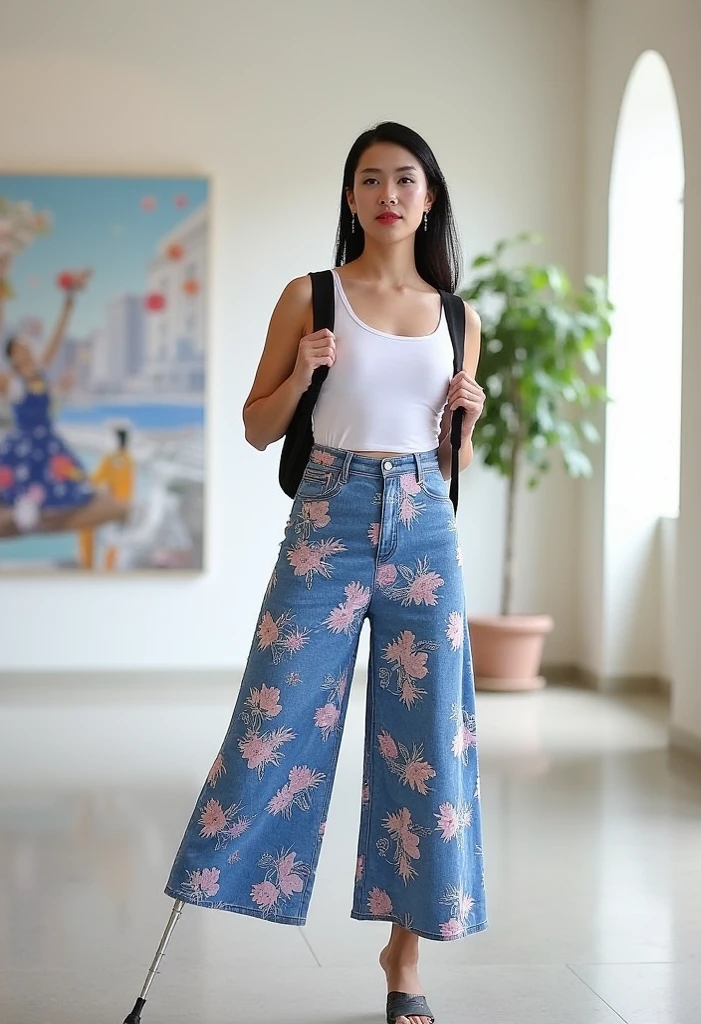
[123,996,146,1023]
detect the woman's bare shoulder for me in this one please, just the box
[462,299,481,330]
[277,274,314,334]
[281,274,314,302]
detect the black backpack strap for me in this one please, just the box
[440,292,466,513]
[306,270,335,400]
[311,269,335,332]
[278,270,335,498]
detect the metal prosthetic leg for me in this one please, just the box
[122,900,185,1023]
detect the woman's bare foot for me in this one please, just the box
[380,925,432,1024]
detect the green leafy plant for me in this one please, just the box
[460,234,613,616]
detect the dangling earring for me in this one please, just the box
[424,210,429,232]
[351,212,356,234]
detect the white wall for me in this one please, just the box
[0,0,585,671]
[583,0,701,742]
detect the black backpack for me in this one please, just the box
[279,270,466,512]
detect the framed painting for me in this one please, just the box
[0,174,208,572]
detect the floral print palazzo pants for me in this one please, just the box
[165,445,488,941]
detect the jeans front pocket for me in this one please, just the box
[419,468,452,504]
[295,465,343,501]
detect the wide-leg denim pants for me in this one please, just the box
[165,445,488,941]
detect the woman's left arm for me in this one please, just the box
[437,301,484,479]
[41,270,91,369]
[41,292,76,368]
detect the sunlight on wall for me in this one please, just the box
[605,50,685,676]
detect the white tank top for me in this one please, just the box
[312,270,454,453]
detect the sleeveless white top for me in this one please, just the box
[312,270,454,453]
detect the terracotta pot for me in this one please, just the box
[468,615,554,692]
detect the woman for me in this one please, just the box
[0,269,130,539]
[166,122,487,1024]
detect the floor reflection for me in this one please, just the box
[0,681,699,1023]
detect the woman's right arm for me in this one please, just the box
[242,275,336,451]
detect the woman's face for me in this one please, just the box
[9,339,37,378]
[346,141,434,243]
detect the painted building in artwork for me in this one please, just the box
[90,295,146,393]
[142,203,207,395]
[109,294,146,381]
[50,336,93,392]
[89,328,110,392]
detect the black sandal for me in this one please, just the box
[386,990,435,1023]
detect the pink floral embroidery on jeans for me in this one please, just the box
[439,918,464,939]
[368,887,393,916]
[238,726,296,778]
[435,800,473,846]
[407,569,444,606]
[399,495,423,527]
[377,556,444,607]
[378,731,436,795]
[296,500,331,540]
[256,610,310,664]
[242,683,283,728]
[303,500,331,529]
[311,450,335,466]
[323,581,370,636]
[314,702,341,741]
[376,563,398,588]
[181,867,221,901]
[250,848,310,917]
[287,538,346,588]
[251,880,279,909]
[198,798,254,850]
[450,704,478,764]
[378,730,399,760]
[396,474,424,527]
[207,753,226,788]
[439,883,476,937]
[266,765,326,818]
[446,611,464,651]
[380,630,438,708]
[313,668,348,740]
[400,473,421,496]
[381,808,432,884]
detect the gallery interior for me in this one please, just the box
[0,2,699,1023]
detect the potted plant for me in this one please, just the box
[460,235,613,691]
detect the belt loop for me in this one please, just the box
[342,451,353,482]
[414,452,425,484]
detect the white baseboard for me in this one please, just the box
[0,664,670,700]
[542,663,670,695]
[0,668,243,702]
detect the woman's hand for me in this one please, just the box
[291,329,336,390]
[71,268,92,292]
[447,370,485,434]
[62,268,92,301]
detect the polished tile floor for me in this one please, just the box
[0,675,699,1023]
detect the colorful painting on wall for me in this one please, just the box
[0,175,208,572]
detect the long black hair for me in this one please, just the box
[334,121,462,294]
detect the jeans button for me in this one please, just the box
[383,460,393,471]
